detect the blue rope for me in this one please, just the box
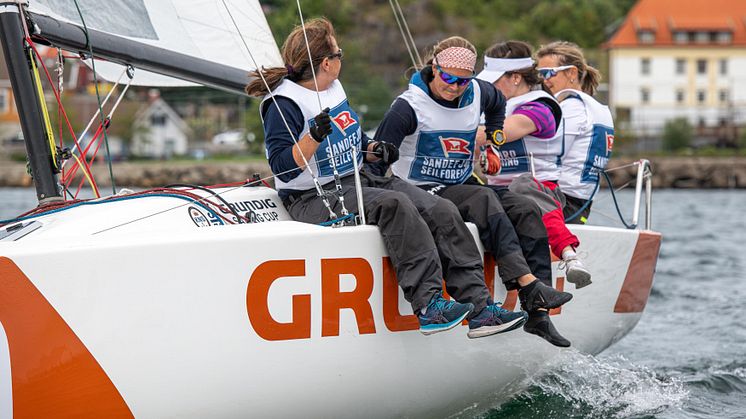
[601,171,637,230]
[318,213,356,226]
[0,193,222,225]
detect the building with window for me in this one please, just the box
[606,0,746,148]
[130,92,190,159]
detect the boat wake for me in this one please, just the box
[486,350,688,418]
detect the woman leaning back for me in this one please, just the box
[373,36,573,347]
[535,41,614,224]
[246,18,525,339]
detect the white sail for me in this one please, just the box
[29,0,282,86]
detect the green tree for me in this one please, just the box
[662,118,693,152]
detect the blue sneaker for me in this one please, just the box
[467,303,528,339]
[418,294,474,335]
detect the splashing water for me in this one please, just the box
[487,350,688,419]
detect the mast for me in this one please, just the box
[0,3,61,203]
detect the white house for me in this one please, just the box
[606,0,746,147]
[131,95,190,159]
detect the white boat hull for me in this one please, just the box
[0,187,660,418]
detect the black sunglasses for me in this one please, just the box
[327,48,343,60]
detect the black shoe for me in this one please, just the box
[518,280,573,312]
[524,310,571,347]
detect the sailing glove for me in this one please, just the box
[479,144,502,175]
[372,141,399,165]
[309,107,333,142]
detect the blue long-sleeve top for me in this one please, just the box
[369,67,506,175]
[261,96,372,198]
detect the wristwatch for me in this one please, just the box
[490,129,506,146]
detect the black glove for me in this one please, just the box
[372,141,399,165]
[309,107,332,142]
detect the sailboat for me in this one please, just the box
[0,1,661,417]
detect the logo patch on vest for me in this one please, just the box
[605,132,614,153]
[408,130,475,184]
[440,137,471,157]
[333,111,357,134]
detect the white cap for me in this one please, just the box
[476,57,534,83]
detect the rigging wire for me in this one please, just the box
[389,0,422,70]
[219,0,339,222]
[294,0,352,221]
[72,0,117,195]
[60,67,128,171]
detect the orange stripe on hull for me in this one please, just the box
[613,231,663,313]
[0,257,133,418]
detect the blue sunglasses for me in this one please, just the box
[537,65,574,80]
[436,65,474,87]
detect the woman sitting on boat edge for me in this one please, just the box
[475,40,593,292]
[371,36,573,347]
[535,41,615,225]
[245,17,527,339]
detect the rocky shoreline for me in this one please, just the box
[1,157,745,189]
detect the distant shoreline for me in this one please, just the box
[1,157,745,189]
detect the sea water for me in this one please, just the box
[1,187,745,418]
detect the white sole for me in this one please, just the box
[467,315,526,339]
[420,310,471,336]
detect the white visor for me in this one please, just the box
[476,57,535,84]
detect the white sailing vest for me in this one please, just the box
[261,79,363,192]
[555,89,614,200]
[391,73,482,186]
[486,90,563,185]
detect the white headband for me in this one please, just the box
[483,57,534,72]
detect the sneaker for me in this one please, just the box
[467,303,528,339]
[518,280,573,312]
[418,294,474,335]
[560,256,592,289]
[524,310,571,347]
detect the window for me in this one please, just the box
[641,88,650,104]
[697,59,707,75]
[716,31,733,44]
[719,89,729,103]
[151,114,167,126]
[719,59,728,75]
[0,89,8,114]
[676,89,685,104]
[675,58,686,75]
[637,30,655,44]
[673,31,688,44]
[697,90,706,104]
[695,31,710,44]
[641,58,651,75]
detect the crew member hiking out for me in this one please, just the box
[372,36,571,346]
[246,18,526,338]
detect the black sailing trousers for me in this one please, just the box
[283,170,490,314]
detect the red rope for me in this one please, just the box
[25,38,97,193]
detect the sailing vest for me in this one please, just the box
[555,89,614,200]
[262,79,363,192]
[391,73,482,186]
[486,90,563,186]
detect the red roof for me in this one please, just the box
[606,0,746,47]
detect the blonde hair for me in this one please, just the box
[536,41,601,95]
[245,18,337,97]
